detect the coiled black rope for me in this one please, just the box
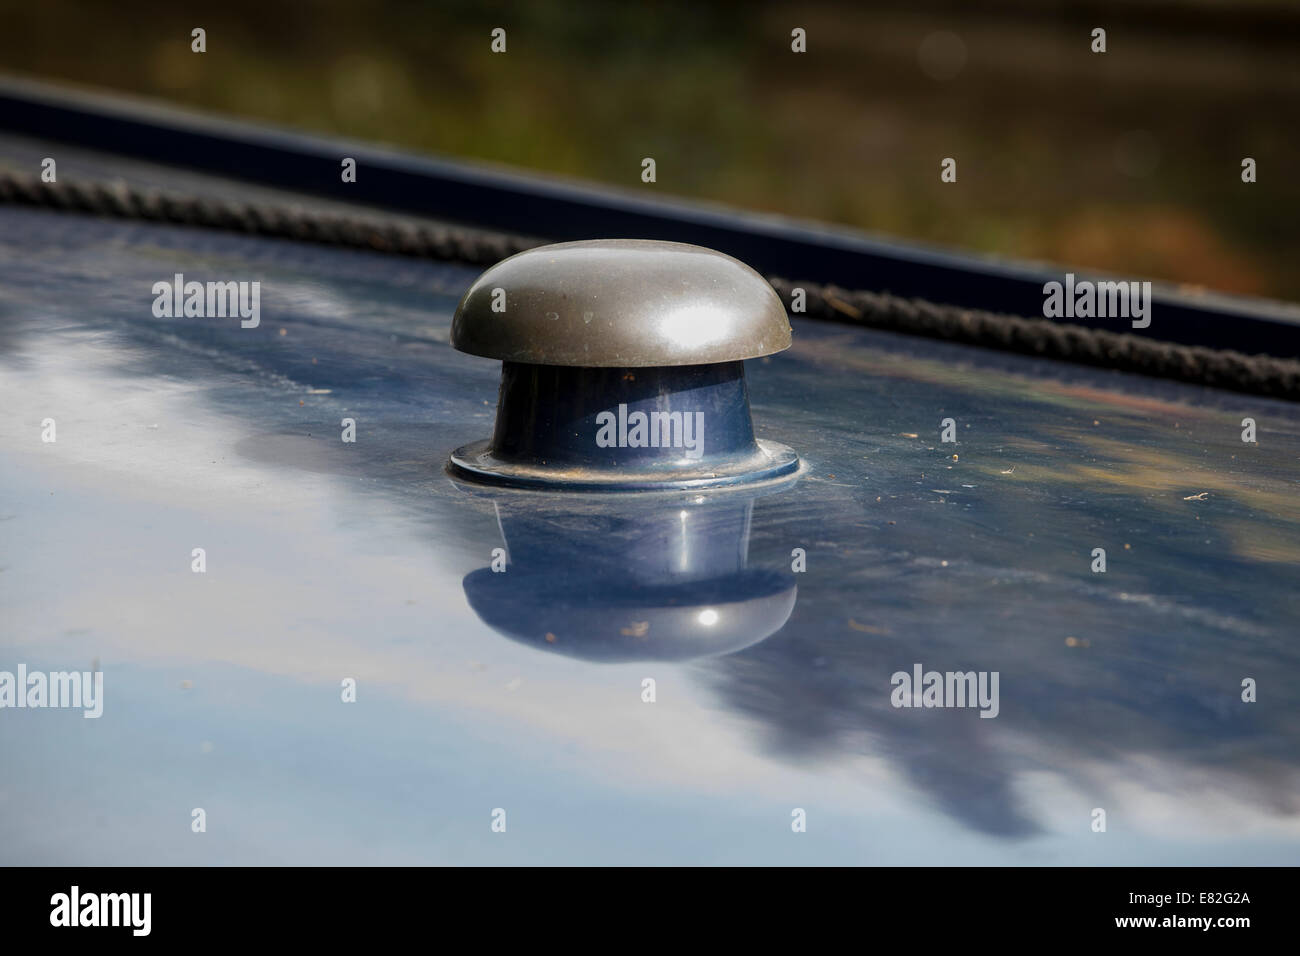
[3,171,1297,401]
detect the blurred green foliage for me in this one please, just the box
[3,0,1297,300]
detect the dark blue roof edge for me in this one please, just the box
[2,75,1297,358]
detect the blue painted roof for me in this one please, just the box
[2,204,1297,864]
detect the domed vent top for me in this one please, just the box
[450,239,792,368]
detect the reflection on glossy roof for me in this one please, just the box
[1,205,1298,865]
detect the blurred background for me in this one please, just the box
[1,0,1297,299]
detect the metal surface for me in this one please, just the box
[448,379,801,491]
[4,76,1300,358]
[448,239,798,489]
[3,206,1300,865]
[447,360,800,490]
[450,240,792,367]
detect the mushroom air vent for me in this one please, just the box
[447,239,800,491]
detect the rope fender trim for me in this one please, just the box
[3,171,1297,401]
